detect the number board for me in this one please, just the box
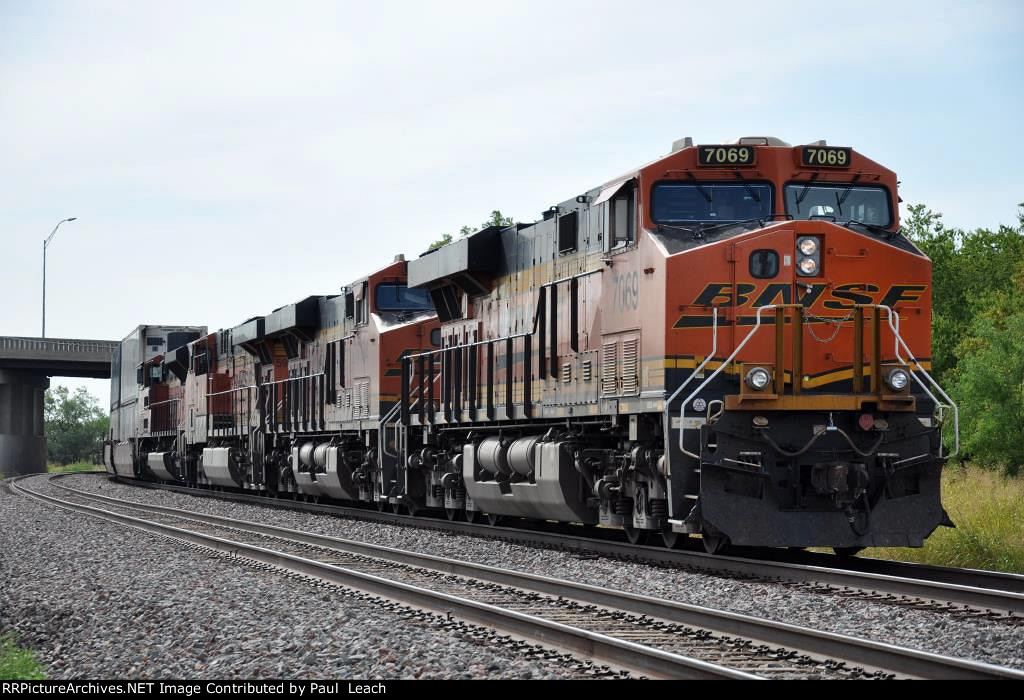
[697,145,756,167]
[801,146,851,168]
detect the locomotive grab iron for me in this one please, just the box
[105,136,957,554]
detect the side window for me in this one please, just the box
[355,282,369,325]
[558,211,578,254]
[430,328,442,347]
[749,250,779,279]
[610,187,635,249]
[344,290,355,319]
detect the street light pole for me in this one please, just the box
[42,217,76,338]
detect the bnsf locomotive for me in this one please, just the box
[105,136,957,555]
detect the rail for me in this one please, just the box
[41,473,1024,680]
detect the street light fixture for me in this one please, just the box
[42,217,77,338]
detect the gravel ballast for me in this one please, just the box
[36,474,1024,670]
[0,476,622,679]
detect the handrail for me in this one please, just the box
[885,309,959,457]
[661,309,717,475]
[673,303,957,462]
[678,305,777,458]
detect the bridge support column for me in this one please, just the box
[0,369,49,476]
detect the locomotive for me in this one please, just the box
[105,136,957,555]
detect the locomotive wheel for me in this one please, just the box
[463,510,480,523]
[485,513,503,526]
[660,529,686,549]
[833,546,865,557]
[445,508,459,521]
[701,532,729,555]
[622,523,648,546]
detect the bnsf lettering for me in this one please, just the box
[752,283,793,307]
[823,283,880,310]
[692,282,756,306]
[880,284,927,307]
[686,282,926,310]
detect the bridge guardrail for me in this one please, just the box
[0,336,118,357]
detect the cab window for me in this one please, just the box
[651,182,772,224]
[784,184,891,226]
[375,284,433,312]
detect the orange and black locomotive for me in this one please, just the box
[106,136,956,555]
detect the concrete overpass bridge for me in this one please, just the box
[0,336,117,476]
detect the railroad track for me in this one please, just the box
[107,473,1024,618]
[14,473,1024,680]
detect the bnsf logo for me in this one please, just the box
[690,282,927,310]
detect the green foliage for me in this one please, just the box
[948,264,1024,475]
[866,466,1024,573]
[428,210,514,250]
[44,385,108,466]
[903,203,1024,474]
[903,203,1024,381]
[46,461,99,474]
[0,633,45,680]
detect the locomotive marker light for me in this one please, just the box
[745,367,771,391]
[885,368,910,391]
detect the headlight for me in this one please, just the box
[745,367,771,391]
[798,237,818,255]
[885,368,910,391]
[798,257,818,275]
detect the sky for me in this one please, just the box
[1,1,1022,402]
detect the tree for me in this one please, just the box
[428,210,514,250]
[903,203,1024,382]
[44,386,108,465]
[948,261,1024,475]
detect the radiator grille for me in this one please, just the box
[561,362,572,384]
[581,360,592,382]
[601,342,617,396]
[353,380,370,419]
[621,338,639,395]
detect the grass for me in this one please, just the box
[46,461,100,474]
[0,634,45,680]
[865,465,1024,573]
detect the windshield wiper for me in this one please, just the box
[685,172,713,203]
[732,171,761,202]
[657,222,705,239]
[793,173,818,213]
[845,219,898,238]
[834,173,862,217]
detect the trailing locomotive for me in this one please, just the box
[106,136,957,555]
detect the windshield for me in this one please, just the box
[651,182,773,224]
[784,184,891,227]
[375,284,433,312]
